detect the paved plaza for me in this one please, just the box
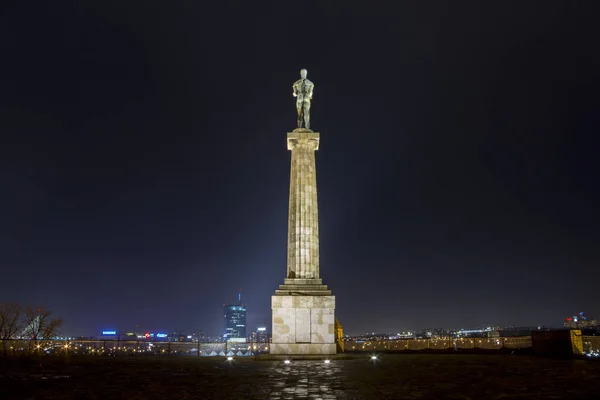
[2,354,600,399]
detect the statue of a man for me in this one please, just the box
[292,69,314,129]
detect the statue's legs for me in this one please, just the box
[296,101,304,128]
[303,100,311,129]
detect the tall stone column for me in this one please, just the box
[271,128,336,356]
[287,129,320,280]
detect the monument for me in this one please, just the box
[270,69,336,355]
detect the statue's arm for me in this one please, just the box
[292,83,297,97]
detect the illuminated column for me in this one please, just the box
[271,128,335,355]
[286,129,320,279]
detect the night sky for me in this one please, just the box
[1,1,599,336]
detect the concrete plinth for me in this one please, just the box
[271,295,336,355]
[270,343,337,355]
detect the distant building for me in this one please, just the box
[249,327,270,343]
[564,312,597,329]
[99,330,118,339]
[224,304,247,342]
[388,332,414,340]
[499,326,548,337]
[199,334,224,343]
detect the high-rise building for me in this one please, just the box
[224,303,247,342]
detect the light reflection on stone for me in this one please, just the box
[267,360,362,399]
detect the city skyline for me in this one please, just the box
[1,2,599,336]
[41,299,598,339]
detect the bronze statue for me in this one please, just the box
[292,69,314,129]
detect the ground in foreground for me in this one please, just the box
[1,354,599,399]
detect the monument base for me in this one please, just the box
[275,278,332,296]
[271,294,336,355]
[270,343,336,355]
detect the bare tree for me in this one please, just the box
[0,303,23,355]
[23,306,63,352]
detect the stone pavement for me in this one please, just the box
[2,354,600,399]
[266,360,362,400]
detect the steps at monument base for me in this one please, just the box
[278,284,329,291]
[277,284,330,294]
[275,291,332,296]
[283,278,324,285]
[275,288,331,296]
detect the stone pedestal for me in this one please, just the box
[271,129,335,356]
[271,293,335,355]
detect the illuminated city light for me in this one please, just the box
[324,359,330,364]
[371,355,377,360]
[284,359,291,364]
[227,356,233,361]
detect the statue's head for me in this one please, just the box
[300,69,308,79]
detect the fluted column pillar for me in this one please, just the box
[286,129,320,280]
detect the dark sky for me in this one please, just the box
[1,1,599,336]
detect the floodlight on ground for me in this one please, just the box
[227,356,233,361]
[284,359,291,364]
[371,355,377,360]
[324,359,330,364]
